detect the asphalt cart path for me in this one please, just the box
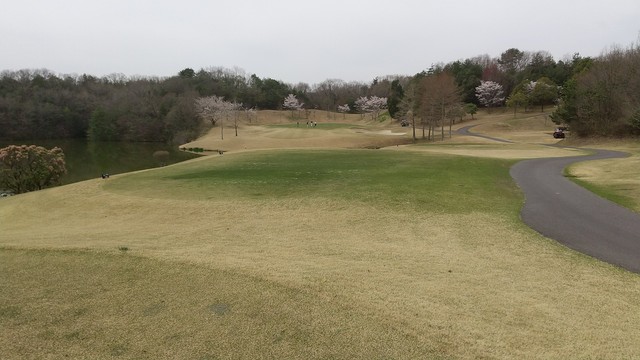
[456,125,513,143]
[510,149,640,273]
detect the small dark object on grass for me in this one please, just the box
[553,129,565,139]
[101,173,110,179]
[118,246,129,252]
[209,303,230,316]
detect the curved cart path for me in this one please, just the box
[510,149,640,273]
[457,125,513,143]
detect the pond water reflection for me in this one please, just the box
[0,140,200,185]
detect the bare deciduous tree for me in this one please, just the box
[418,73,461,140]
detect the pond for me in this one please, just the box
[0,139,201,185]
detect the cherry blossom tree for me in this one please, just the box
[283,93,304,119]
[195,96,244,139]
[354,96,369,117]
[475,80,505,109]
[225,101,243,137]
[355,96,387,120]
[194,96,227,126]
[368,96,388,120]
[337,104,350,118]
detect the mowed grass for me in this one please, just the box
[267,122,363,130]
[566,143,640,212]
[567,173,638,210]
[3,148,640,358]
[104,150,519,215]
[1,249,429,359]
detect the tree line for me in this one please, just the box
[1,40,638,142]
[0,68,286,143]
[551,43,640,136]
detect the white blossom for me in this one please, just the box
[194,95,227,125]
[195,96,243,125]
[355,96,387,119]
[283,94,304,110]
[337,104,351,113]
[475,81,505,108]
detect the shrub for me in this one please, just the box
[0,145,67,194]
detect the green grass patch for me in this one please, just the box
[412,143,512,149]
[267,123,363,130]
[105,149,520,215]
[377,111,391,122]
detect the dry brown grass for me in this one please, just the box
[3,178,640,358]
[2,109,640,359]
[397,143,585,159]
[184,108,570,160]
[395,109,582,159]
[457,109,561,144]
[1,248,433,359]
[564,140,640,211]
[184,110,408,154]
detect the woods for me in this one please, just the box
[0,68,290,142]
[1,39,639,142]
[551,44,640,136]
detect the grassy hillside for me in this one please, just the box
[104,150,519,215]
[565,140,640,212]
[2,110,640,359]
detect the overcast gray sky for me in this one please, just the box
[1,0,638,84]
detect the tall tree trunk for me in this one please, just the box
[441,102,445,140]
[412,114,416,142]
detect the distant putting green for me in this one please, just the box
[267,122,363,130]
